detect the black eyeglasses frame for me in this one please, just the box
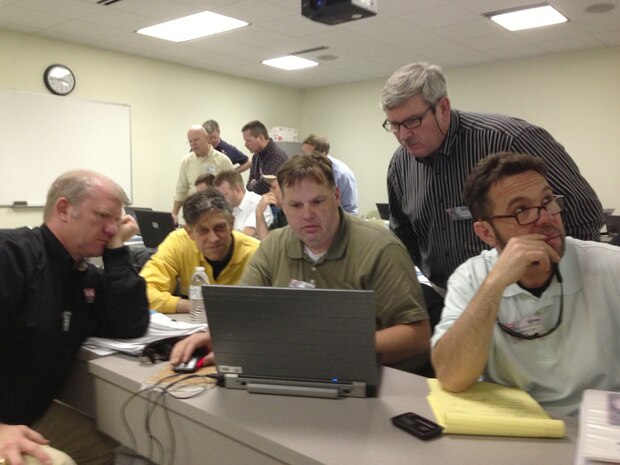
[483,195,565,226]
[382,105,435,133]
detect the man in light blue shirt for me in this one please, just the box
[302,134,359,215]
[431,152,620,416]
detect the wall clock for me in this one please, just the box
[43,64,75,96]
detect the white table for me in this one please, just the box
[86,354,577,465]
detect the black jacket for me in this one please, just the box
[0,225,149,425]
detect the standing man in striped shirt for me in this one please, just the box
[380,62,603,293]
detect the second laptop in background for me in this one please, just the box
[132,209,175,248]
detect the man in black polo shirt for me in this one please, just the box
[203,119,251,173]
[0,170,149,465]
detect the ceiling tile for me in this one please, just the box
[1,0,618,89]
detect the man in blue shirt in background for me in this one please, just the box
[302,133,359,216]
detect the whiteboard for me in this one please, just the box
[0,90,132,207]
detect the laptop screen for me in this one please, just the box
[606,215,620,235]
[376,203,390,220]
[133,209,175,248]
[204,285,379,397]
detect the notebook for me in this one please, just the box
[203,285,380,399]
[376,202,390,220]
[132,209,175,248]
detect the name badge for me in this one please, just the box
[446,206,472,221]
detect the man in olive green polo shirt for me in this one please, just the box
[171,154,430,371]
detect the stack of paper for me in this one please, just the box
[575,389,620,465]
[83,312,206,356]
[427,379,566,438]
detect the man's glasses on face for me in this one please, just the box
[382,105,435,133]
[483,195,565,226]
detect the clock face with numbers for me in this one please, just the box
[43,64,76,96]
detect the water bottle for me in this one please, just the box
[189,266,209,324]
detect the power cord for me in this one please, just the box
[120,372,216,465]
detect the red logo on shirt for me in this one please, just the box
[83,288,96,303]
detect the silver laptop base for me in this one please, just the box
[222,374,369,399]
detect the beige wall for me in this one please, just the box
[1,27,619,230]
[0,29,302,228]
[301,46,620,217]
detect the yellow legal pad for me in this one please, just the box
[427,379,566,438]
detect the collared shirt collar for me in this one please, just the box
[415,108,459,166]
[438,108,460,157]
[258,138,277,157]
[192,145,216,160]
[499,238,583,298]
[40,223,85,270]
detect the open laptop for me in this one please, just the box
[606,215,620,235]
[376,202,390,220]
[124,206,153,236]
[203,285,380,399]
[124,206,152,223]
[132,209,175,248]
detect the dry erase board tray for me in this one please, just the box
[3,201,43,209]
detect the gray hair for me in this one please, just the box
[302,134,330,155]
[44,170,128,220]
[182,188,234,226]
[202,119,220,134]
[380,62,447,110]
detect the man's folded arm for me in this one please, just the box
[97,246,149,338]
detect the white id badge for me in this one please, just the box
[446,206,472,220]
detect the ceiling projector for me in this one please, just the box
[301,0,377,25]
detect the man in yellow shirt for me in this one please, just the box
[141,189,259,313]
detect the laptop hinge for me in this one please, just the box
[222,374,368,398]
[247,383,339,399]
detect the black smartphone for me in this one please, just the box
[391,412,443,440]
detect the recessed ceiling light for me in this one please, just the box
[262,56,319,71]
[484,3,569,32]
[136,11,248,42]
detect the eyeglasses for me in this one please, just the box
[497,267,564,340]
[483,195,565,226]
[382,106,434,133]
